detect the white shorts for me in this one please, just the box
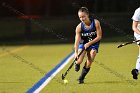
[134,32,140,45]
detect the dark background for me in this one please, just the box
[0,0,139,44]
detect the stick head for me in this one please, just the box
[62,74,65,80]
[117,45,123,48]
[117,44,125,48]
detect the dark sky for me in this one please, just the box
[0,0,139,16]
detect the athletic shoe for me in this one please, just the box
[78,79,84,84]
[131,69,139,80]
[74,62,80,72]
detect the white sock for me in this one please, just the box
[136,57,140,71]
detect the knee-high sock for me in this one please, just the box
[136,57,140,71]
[79,66,90,80]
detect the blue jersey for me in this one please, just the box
[80,18,100,45]
[79,18,100,52]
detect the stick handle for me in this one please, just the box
[62,49,85,80]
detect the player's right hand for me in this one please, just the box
[75,52,79,60]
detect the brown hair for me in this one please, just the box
[78,7,89,15]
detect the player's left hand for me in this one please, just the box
[84,43,90,49]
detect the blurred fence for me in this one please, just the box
[0,13,134,45]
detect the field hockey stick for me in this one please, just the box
[117,40,140,48]
[62,49,85,80]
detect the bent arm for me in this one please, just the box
[88,19,102,45]
[132,21,140,35]
[74,24,81,54]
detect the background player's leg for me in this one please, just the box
[136,46,140,71]
[132,45,140,79]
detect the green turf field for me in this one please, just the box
[0,43,140,93]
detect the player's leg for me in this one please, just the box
[136,46,140,71]
[75,49,86,72]
[132,45,140,79]
[78,49,97,84]
[132,36,140,79]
